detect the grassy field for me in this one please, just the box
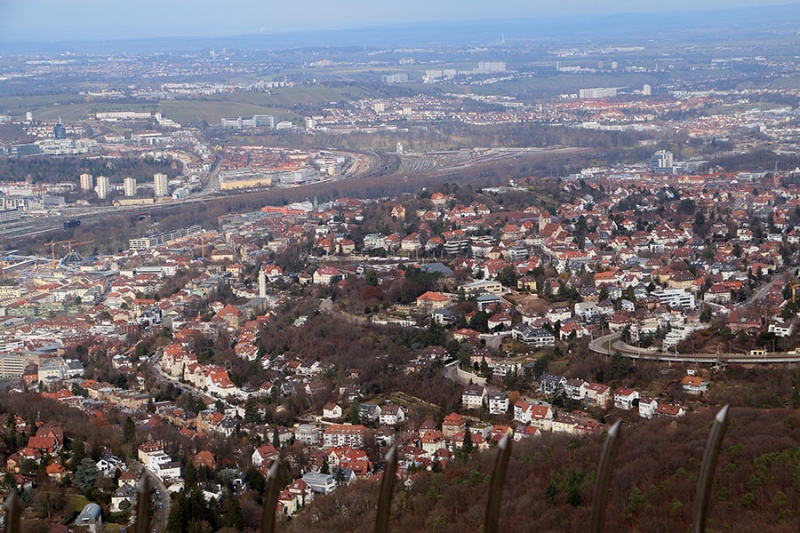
[203,85,377,106]
[66,493,90,514]
[0,84,381,125]
[0,95,159,121]
[159,100,295,126]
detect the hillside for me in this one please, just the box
[285,408,800,533]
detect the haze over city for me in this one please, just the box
[1,0,799,43]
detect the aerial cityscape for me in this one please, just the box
[2,2,800,532]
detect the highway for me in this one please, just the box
[589,332,800,364]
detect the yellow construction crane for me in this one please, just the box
[44,239,94,270]
[44,239,74,271]
[199,232,216,262]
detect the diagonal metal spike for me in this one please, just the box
[260,460,282,533]
[4,490,22,533]
[135,474,152,533]
[693,404,730,533]
[590,419,623,533]
[484,433,513,533]
[374,444,398,533]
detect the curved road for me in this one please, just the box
[589,332,800,364]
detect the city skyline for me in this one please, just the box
[0,0,797,45]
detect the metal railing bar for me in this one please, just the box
[590,419,622,533]
[374,444,398,533]
[483,433,512,533]
[3,490,22,533]
[260,460,281,533]
[692,404,730,533]
[134,474,152,533]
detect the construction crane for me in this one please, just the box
[44,239,74,271]
[199,232,216,262]
[44,239,94,270]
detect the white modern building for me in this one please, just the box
[651,289,696,309]
[154,173,168,197]
[95,176,110,200]
[80,173,94,191]
[123,177,137,197]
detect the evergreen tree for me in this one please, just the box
[185,460,198,487]
[463,426,474,454]
[244,397,261,424]
[74,458,99,492]
[245,466,266,494]
[123,417,136,444]
[90,441,102,462]
[349,402,361,425]
[545,477,559,504]
[223,497,244,530]
[609,351,630,380]
[69,440,85,471]
[272,426,280,449]
[567,484,582,507]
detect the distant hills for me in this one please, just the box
[3,2,800,53]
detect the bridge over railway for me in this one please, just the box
[589,332,800,365]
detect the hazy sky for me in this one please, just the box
[0,0,796,43]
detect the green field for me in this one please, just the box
[159,100,295,125]
[203,85,378,106]
[0,84,383,125]
[0,95,159,121]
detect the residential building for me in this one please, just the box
[96,176,110,199]
[539,374,566,396]
[614,388,640,410]
[462,384,487,410]
[154,173,169,197]
[487,390,509,415]
[442,413,466,439]
[80,173,94,191]
[302,472,337,494]
[379,404,405,426]
[124,177,137,197]
[323,424,367,448]
[681,376,709,394]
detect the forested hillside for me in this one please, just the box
[286,408,800,533]
[0,156,182,184]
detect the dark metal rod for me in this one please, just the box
[260,460,282,533]
[590,419,623,533]
[4,490,22,533]
[693,404,730,533]
[135,474,152,533]
[484,433,512,533]
[374,444,398,533]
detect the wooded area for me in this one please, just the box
[286,408,800,533]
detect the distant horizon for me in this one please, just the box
[0,0,798,48]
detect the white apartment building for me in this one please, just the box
[95,176,110,199]
[123,177,137,197]
[651,289,696,309]
[80,173,94,191]
[154,173,168,197]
